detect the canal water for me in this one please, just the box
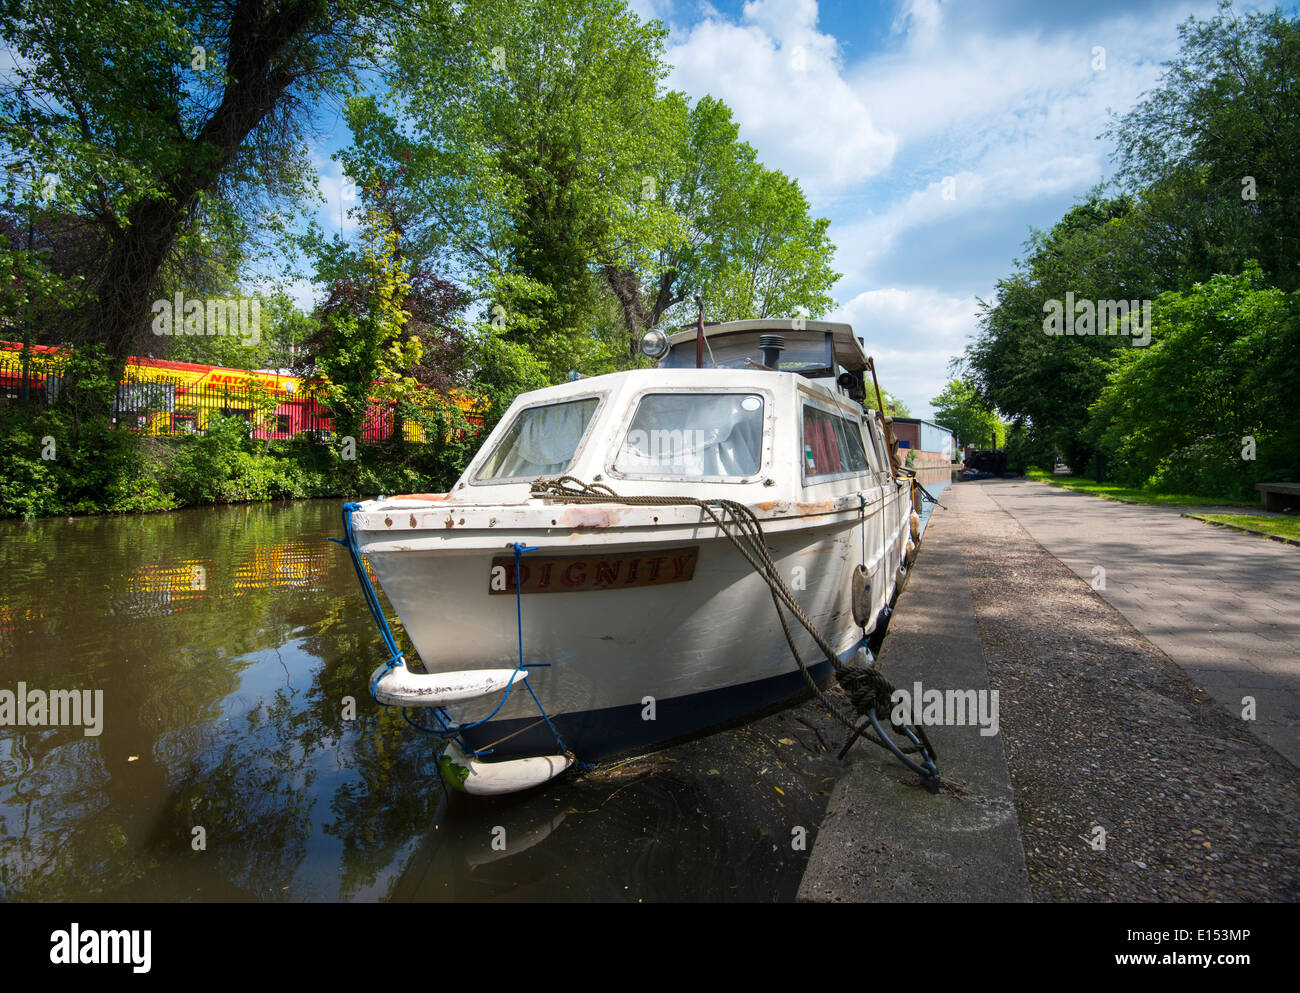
[916,476,951,535]
[0,500,845,901]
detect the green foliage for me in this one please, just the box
[1024,469,1256,507]
[0,402,480,518]
[1193,514,1300,542]
[967,193,1151,471]
[1003,422,1054,475]
[864,387,910,419]
[626,96,839,338]
[342,1,840,370]
[464,323,552,433]
[308,201,422,442]
[0,389,167,517]
[343,0,674,359]
[930,379,1005,450]
[1105,2,1300,290]
[1088,265,1300,498]
[0,407,66,517]
[966,4,1300,494]
[161,292,315,372]
[0,0,379,368]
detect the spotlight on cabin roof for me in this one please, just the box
[639,327,670,360]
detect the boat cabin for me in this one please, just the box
[659,318,870,376]
[450,321,896,507]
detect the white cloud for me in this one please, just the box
[823,3,1224,293]
[316,156,361,239]
[665,0,896,198]
[628,0,676,24]
[654,0,1224,415]
[831,153,1098,287]
[891,0,943,48]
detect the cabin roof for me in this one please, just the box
[665,319,870,372]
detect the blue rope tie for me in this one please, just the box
[510,542,592,770]
[333,512,589,770]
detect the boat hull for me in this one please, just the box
[356,496,911,763]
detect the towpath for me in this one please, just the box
[800,478,1299,901]
[980,479,1299,766]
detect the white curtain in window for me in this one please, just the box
[486,400,596,478]
[617,394,763,477]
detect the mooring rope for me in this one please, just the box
[529,476,938,779]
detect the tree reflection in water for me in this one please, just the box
[0,501,445,900]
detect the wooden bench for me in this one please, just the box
[1255,482,1300,512]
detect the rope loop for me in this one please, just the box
[526,477,940,780]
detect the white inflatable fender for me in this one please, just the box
[370,660,526,707]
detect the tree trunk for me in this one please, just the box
[66,0,328,412]
[603,264,684,356]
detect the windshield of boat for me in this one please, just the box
[661,331,833,373]
[475,397,600,482]
[613,392,764,478]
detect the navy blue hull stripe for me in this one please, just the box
[458,638,864,762]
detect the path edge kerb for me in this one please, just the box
[796,497,1033,903]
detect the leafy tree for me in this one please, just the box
[340,0,672,374]
[966,194,1154,471]
[1089,263,1300,497]
[930,379,1005,450]
[0,0,382,401]
[1105,2,1300,290]
[299,200,417,446]
[967,3,1300,486]
[342,2,840,372]
[603,95,839,349]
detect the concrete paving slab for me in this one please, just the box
[797,500,1032,903]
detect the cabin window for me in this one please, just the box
[862,418,885,473]
[614,392,764,477]
[803,404,871,479]
[475,397,600,481]
[834,415,869,472]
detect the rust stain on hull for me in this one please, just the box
[565,508,617,532]
[755,500,835,515]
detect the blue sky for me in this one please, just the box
[306,0,1282,418]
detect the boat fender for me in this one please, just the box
[910,510,921,542]
[851,564,872,627]
[439,742,572,796]
[371,661,525,707]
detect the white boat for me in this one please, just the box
[339,319,922,794]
